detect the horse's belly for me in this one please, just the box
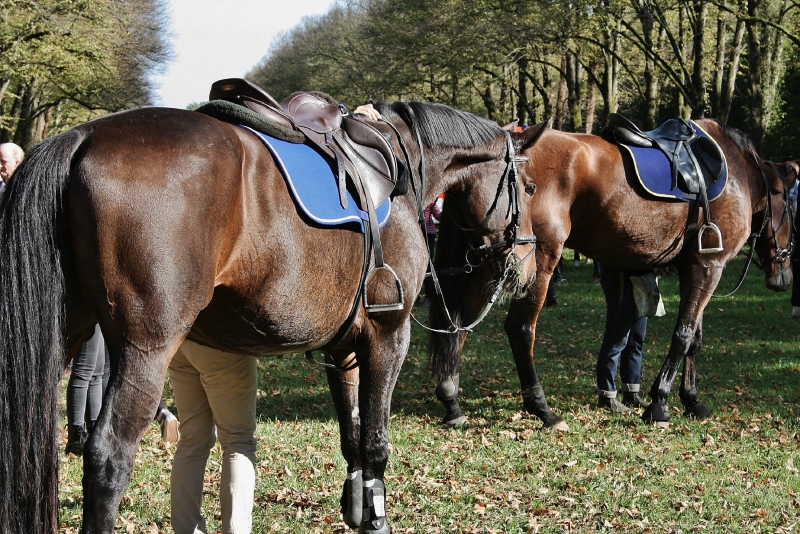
[188,274,357,356]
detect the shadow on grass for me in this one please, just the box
[231,255,800,430]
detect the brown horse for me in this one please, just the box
[0,102,536,534]
[429,118,793,431]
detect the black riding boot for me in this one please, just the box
[65,424,88,457]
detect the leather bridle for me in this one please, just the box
[714,147,793,298]
[384,123,536,333]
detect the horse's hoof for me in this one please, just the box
[441,414,468,426]
[341,470,362,528]
[654,421,670,429]
[642,402,670,424]
[683,402,712,419]
[359,479,390,534]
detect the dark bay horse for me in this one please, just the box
[429,118,793,431]
[0,102,536,534]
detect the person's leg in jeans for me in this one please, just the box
[85,329,108,431]
[619,315,650,408]
[596,271,638,413]
[170,340,258,534]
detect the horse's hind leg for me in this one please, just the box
[643,263,720,424]
[80,338,180,533]
[679,317,712,419]
[325,352,362,528]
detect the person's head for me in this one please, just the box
[0,142,24,183]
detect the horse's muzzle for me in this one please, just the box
[765,261,792,291]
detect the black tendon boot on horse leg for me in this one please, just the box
[435,374,467,426]
[325,355,363,528]
[678,324,712,419]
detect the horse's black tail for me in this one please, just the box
[427,212,475,380]
[0,129,84,533]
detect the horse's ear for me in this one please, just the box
[501,119,519,131]
[514,117,552,153]
[774,160,799,190]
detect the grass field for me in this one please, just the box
[57,252,800,533]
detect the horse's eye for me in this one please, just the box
[524,184,536,196]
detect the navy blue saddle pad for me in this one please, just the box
[619,120,728,202]
[243,126,390,231]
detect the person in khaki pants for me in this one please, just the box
[169,339,258,534]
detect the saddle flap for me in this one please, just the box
[334,130,395,208]
[691,135,725,183]
[280,92,343,133]
[341,117,397,190]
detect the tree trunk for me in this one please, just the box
[555,56,569,130]
[746,0,765,148]
[517,56,529,125]
[566,52,583,132]
[722,17,746,123]
[636,0,660,128]
[711,13,727,119]
[585,66,597,133]
[689,0,709,118]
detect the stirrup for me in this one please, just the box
[363,264,404,313]
[697,222,723,254]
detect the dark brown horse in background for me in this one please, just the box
[0,102,536,534]
[429,118,793,431]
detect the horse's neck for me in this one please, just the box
[421,139,506,207]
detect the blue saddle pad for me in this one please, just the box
[243,126,390,231]
[620,120,728,202]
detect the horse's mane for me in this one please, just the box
[707,119,757,157]
[375,101,501,148]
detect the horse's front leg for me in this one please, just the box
[643,262,721,425]
[505,278,567,431]
[357,323,409,534]
[431,264,491,426]
[81,341,176,533]
[325,352,362,528]
[679,316,713,419]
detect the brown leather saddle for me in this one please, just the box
[209,78,405,313]
[209,78,397,211]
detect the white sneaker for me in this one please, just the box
[792,306,800,319]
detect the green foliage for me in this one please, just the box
[249,0,800,148]
[0,0,172,148]
[57,254,800,532]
